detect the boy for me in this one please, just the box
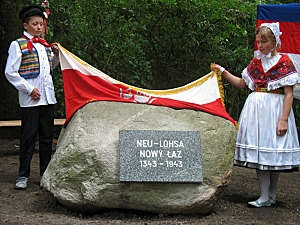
[5,4,59,189]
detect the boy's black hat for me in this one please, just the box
[19,4,45,22]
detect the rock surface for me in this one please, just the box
[43,101,236,214]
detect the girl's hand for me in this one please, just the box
[276,119,288,136]
[213,64,222,71]
[211,63,225,75]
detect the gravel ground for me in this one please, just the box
[1,139,300,225]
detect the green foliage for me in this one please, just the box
[2,0,300,139]
[47,0,258,119]
[49,0,256,89]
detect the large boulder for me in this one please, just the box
[43,101,236,214]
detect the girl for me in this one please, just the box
[214,22,300,207]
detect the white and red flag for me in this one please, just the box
[255,3,300,98]
[58,45,236,127]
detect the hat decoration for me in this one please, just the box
[41,0,50,36]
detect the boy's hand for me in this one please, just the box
[30,88,41,101]
[51,44,59,55]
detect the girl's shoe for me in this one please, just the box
[269,196,276,204]
[248,199,271,207]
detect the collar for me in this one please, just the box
[255,50,272,60]
[23,31,35,39]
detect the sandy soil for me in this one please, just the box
[1,138,300,225]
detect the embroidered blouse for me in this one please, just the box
[242,54,299,91]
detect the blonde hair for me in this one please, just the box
[255,26,276,44]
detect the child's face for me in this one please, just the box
[256,34,276,55]
[23,15,44,37]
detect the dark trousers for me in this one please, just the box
[19,105,54,178]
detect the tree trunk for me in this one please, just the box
[0,1,23,121]
[0,2,27,138]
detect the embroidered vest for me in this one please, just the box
[247,54,297,88]
[16,37,53,79]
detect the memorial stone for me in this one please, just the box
[43,101,237,214]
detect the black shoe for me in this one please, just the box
[40,176,43,189]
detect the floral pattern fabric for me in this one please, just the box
[246,54,297,88]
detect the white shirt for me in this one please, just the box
[260,54,281,73]
[254,50,282,72]
[5,31,59,107]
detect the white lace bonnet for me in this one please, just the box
[259,22,282,47]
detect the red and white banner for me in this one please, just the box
[58,45,236,127]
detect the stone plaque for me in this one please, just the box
[119,130,202,182]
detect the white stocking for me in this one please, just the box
[256,170,270,202]
[269,171,279,199]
